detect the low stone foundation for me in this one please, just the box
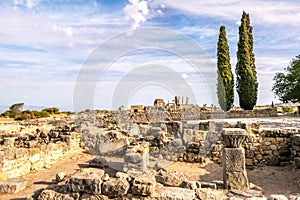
[0,117,82,181]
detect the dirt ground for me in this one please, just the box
[1,152,299,199]
[1,150,94,200]
[167,162,300,196]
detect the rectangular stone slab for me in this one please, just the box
[223,147,246,172]
[0,178,27,194]
[223,147,249,190]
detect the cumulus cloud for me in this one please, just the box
[124,0,150,30]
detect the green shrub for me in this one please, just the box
[282,106,294,113]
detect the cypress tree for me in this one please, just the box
[236,11,257,110]
[246,13,258,105]
[217,26,234,111]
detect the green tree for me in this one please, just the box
[9,102,24,114]
[272,55,300,103]
[236,11,258,110]
[217,26,234,111]
[246,13,258,105]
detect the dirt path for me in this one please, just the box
[167,162,300,196]
[1,150,94,200]
[1,154,299,199]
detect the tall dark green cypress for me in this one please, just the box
[246,13,258,105]
[217,26,234,111]
[236,11,257,110]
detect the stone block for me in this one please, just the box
[268,194,288,200]
[31,160,45,171]
[56,172,66,182]
[88,156,109,168]
[30,153,40,164]
[19,161,31,176]
[124,152,142,164]
[3,147,16,160]
[180,180,200,190]
[195,188,227,200]
[156,170,189,187]
[224,171,249,190]
[37,189,74,200]
[131,172,156,196]
[0,178,27,194]
[182,129,194,144]
[102,178,130,198]
[69,168,104,194]
[153,186,195,200]
[223,148,246,172]
[99,138,129,155]
[81,193,109,200]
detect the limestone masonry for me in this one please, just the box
[0,106,299,199]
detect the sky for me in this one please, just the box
[1,0,300,111]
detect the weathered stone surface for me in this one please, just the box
[99,138,129,155]
[131,172,156,196]
[268,194,288,200]
[56,172,66,182]
[81,193,109,200]
[222,128,247,148]
[153,186,195,200]
[37,189,74,200]
[180,180,200,190]
[124,152,142,164]
[223,147,249,190]
[200,182,217,189]
[195,188,227,200]
[225,172,249,190]
[230,189,263,198]
[0,178,27,194]
[223,148,246,172]
[156,170,189,187]
[116,172,130,180]
[69,168,104,194]
[102,178,130,198]
[182,129,194,145]
[89,156,109,168]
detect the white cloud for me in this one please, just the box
[153,0,300,26]
[124,0,150,30]
[12,0,41,9]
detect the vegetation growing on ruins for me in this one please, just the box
[217,26,234,111]
[272,55,300,103]
[236,11,258,110]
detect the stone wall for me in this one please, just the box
[181,122,299,168]
[0,117,82,181]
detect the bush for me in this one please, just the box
[42,107,60,114]
[282,106,294,113]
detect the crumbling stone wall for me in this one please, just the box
[203,125,298,168]
[0,117,82,181]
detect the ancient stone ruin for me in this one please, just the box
[0,102,299,199]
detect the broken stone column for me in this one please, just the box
[222,128,249,190]
[123,141,149,172]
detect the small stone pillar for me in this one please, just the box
[222,128,249,190]
[123,142,149,172]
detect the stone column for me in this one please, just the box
[222,128,249,190]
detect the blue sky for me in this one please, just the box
[1,0,300,111]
